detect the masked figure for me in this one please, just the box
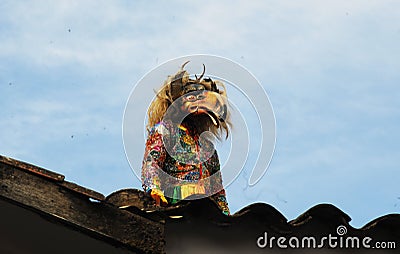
[141,61,231,215]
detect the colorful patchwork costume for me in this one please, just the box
[141,62,231,215]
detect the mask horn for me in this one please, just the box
[195,64,206,83]
[181,60,190,70]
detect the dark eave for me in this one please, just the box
[0,155,163,254]
[1,154,399,253]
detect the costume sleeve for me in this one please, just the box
[212,189,230,215]
[141,124,167,192]
[208,151,230,215]
[210,173,230,215]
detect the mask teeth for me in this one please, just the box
[205,111,219,127]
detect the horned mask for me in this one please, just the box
[164,61,229,134]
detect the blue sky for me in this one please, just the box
[1,0,399,228]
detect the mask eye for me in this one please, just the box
[185,94,196,101]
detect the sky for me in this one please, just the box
[0,0,399,228]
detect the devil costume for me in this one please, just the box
[141,62,230,215]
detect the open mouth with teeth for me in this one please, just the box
[181,91,227,127]
[188,106,220,126]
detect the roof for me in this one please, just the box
[1,154,399,253]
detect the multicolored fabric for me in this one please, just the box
[141,121,230,215]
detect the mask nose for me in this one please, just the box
[184,90,207,102]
